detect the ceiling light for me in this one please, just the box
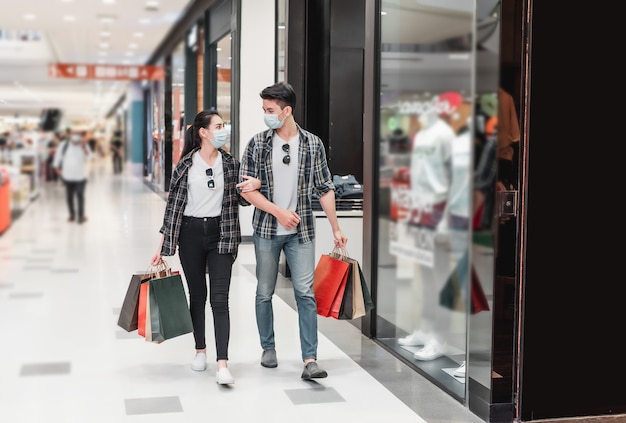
[102,0,116,3]
[99,43,109,49]
[128,43,139,49]
[139,18,151,24]
[132,32,144,37]
[63,16,76,22]
[98,15,117,23]
[145,1,159,11]
[24,14,36,20]
[100,31,111,37]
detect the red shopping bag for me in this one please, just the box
[312,254,351,318]
[137,281,150,337]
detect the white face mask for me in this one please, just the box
[70,134,82,143]
[210,128,229,149]
[264,109,285,130]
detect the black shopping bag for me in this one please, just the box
[148,274,194,342]
[117,262,173,332]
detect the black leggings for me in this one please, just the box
[178,216,234,361]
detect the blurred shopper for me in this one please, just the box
[53,131,93,223]
[237,81,347,380]
[150,110,258,385]
[44,134,59,182]
[110,130,124,174]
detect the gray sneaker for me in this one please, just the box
[261,349,278,368]
[301,361,327,379]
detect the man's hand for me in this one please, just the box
[276,208,300,229]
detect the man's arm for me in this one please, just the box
[240,190,300,230]
[318,189,347,248]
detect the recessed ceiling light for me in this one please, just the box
[100,31,111,37]
[139,18,150,24]
[128,43,139,49]
[63,16,76,22]
[98,15,117,23]
[102,0,116,4]
[24,14,36,20]
[132,32,144,37]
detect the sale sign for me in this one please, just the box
[48,63,164,81]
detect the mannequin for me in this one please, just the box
[398,93,459,360]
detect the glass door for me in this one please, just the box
[375,0,475,401]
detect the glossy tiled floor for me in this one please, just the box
[0,157,485,423]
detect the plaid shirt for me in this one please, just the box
[159,147,248,256]
[239,125,334,243]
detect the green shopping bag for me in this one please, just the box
[148,273,193,342]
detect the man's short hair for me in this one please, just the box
[260,81,296,111]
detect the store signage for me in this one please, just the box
[48,63,164,81]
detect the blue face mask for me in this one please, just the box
[210,128,229,149]
[264,110,285,129]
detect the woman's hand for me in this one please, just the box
[150,253,163,267]
[237,175,261,192]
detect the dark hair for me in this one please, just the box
[180,109,222,158]
[260,81,296,111]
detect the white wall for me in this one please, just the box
[238,0,277,237]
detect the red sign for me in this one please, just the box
[48,63,164,81]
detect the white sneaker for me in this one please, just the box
[191,352,207,372]
[216,367,234,385]
[453,361,466,377]
[413,340,446,361]
[398,330,429,346]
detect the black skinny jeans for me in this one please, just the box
[178,216,234,361]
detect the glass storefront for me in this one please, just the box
[215,34,232,151]
[171,41,185,165]
[375,0,475,401]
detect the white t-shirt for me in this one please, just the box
[183,151,224,218]
[52,140,93,182]
[272,133,299,235]
[409,117,455,208]
[448,128,471,219]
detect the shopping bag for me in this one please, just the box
[148,274,193,342]
[137,281,150,338]
[117,274,149,332]
[117,261,172,332]
[313,252,351,318]
[470,265,490,314]
[329,248,373,320]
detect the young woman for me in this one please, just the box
[151,110,257,385]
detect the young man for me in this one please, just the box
[238,81,347,380]
[53,130,93,223]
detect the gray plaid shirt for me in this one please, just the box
[239,125,334,243]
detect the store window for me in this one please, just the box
[215,33,232,151]
[375,0,475,401]
[276,0,286,82]
[171,41,185,165]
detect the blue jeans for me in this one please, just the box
[253,233,317,361]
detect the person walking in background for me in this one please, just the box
[110,130,124,174]
[53,130,93,223]
[237,81,347,380]
[150,110,258,385]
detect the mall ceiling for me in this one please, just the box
[0,0,192,128]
